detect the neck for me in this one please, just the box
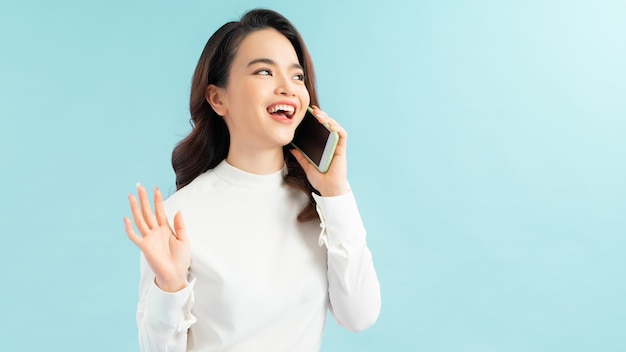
[226,143,285,175]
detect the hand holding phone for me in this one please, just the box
[290,107,339,173]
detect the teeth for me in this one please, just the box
[267,104,295,114]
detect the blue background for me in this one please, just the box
[1,0,624,351]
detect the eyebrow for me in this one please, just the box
[247,58,303,70]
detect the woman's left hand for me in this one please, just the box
[291,106,350,197]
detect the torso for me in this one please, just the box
[165,161,329,351]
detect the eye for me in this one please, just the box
[255,69,271,76]
[293,73,305,81]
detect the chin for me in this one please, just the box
[277,138,294,148]
[275,131,296,147]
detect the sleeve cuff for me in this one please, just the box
[312,191,366,248]
[145,278,196,326]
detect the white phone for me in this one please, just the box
[291,107,339,173]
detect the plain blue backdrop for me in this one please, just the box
[1,0,624,351]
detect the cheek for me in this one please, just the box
[299,87,311,106]
[237,83,257,100]
[226,85,257,115]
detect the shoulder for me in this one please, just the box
[163,169,226,214]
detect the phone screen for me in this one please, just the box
[291,109,331,165]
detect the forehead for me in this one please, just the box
[233,28,300,67]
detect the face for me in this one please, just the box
[209,28,310,152]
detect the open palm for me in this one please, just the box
[124,185,190,293]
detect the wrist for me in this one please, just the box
[318,182,350,197]
[155,277,187,293]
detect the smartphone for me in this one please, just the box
[290,107,339,173]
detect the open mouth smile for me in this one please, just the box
[267,103,296,120]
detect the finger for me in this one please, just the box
[137,183,157,229]
[311,106,331,124]
[128,193,150,235]
[154,187,170,228]
[322,116,345,134]
[333,123,348,148]
[173,211,189,243]
[321,119,348,154]
[124,216,143,247]
[311,108,347,141]
[290,148,316,174]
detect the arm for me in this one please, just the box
[124,185,196,351]
[313,192,381,332]
[136,253,196,352]
[291,106,381,331]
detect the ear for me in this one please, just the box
[205,84,228,116]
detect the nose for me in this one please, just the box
[275,74,296,96]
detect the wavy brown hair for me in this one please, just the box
[171,9,320,222]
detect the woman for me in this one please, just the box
[124,9,381,352]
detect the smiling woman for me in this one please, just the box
[122,8,381,352]
[205,29,310,172]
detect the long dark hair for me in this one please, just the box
[171,9,320,222]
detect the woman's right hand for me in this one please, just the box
[124,184,191,293]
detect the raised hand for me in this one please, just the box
[124,184,191,292]
[291,106,350,197]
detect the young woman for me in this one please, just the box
[124,9,381,352]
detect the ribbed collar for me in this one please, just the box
[213,159,285,190]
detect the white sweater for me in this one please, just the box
[136,160,381,351]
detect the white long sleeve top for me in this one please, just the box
[136,160,381,351]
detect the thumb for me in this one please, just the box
[290,149,314,174]
[173,211,189,243]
